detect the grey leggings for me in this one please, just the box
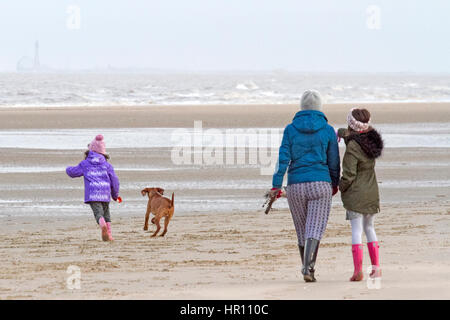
[349,213,378,244]
[89,202,111,224]
[287,181,332,246]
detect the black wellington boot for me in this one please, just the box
[309,240,320,282]
[298,245,304,265]
[302,238,320,282]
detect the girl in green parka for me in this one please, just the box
[337,108,384,281]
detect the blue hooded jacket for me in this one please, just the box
[272,110,340,188]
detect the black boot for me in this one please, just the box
[299,244,316,281]
[302,238,320,282]
[309,241,320,282]
[298,245,304,265]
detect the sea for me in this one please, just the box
[0,72,449,107]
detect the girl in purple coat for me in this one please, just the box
[66,135,120,241]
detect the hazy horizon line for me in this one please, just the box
[2,68,450,76]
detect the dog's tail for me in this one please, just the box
[170,192,174,208]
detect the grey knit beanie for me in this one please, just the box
[300,90,322,111]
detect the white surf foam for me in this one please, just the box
[1,73,449,107]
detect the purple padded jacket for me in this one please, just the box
[66,151,120,203]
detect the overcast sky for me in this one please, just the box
[0,0,449,72]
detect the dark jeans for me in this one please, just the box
[89,202,111,224]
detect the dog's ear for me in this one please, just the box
[157,188,164,195]
[141,188,149,197]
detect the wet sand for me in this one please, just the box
[0,102,449,299]
[1,102,449,129]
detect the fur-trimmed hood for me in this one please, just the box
[347,129,384,159]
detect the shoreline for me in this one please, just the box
[1,100,449,109]
[1,101,449,111]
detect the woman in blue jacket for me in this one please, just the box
[272,90,340,282]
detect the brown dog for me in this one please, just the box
[141,187,174,237]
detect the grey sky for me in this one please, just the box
[0,0,449,72]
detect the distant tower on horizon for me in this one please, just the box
[33,41,40,70]
[17,41,42,72]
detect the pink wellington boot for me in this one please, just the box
[350,244,364,281]
[367,241,381,278]
[98,217,109,241]
[106,222,114,241]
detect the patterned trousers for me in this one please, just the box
[287,181,332,246]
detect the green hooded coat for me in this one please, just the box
[338,128,384,214]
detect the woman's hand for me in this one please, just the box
[332,186,339,196]
[270,188,282,199]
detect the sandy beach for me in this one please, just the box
[0,102,449,299]
[1,102,449,129]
